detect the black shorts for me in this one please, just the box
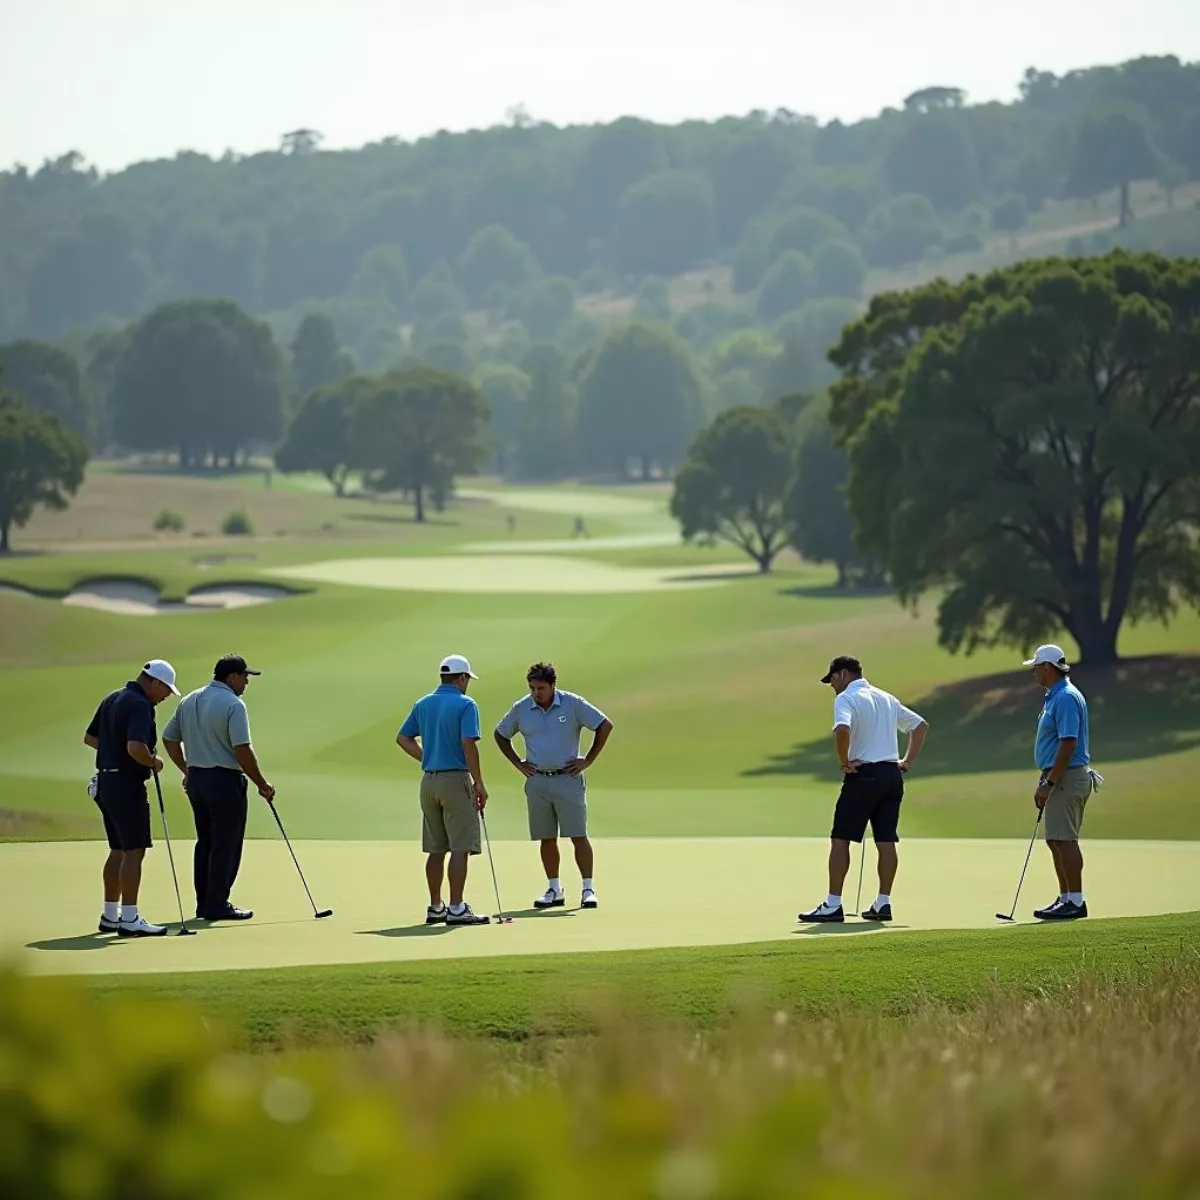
[831,762,904,844]
[95,774,152,851]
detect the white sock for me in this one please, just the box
[1068,892,1084,905]
[103,901,119,922]
[548,877,562,894]
[826,894,842,909]
[120,904,138,922]
[449,901,466,915]
[582,877,593,892]
[875,894,890,909]
[1059,893,1069,902]
[429,900,445,911]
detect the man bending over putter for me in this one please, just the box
[494,662,613,910]
[84,659,181,937]
[800,655,928,924]
[396,655,490,926]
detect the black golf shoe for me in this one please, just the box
[446,904,490,926]
[1038,899,1088,921]
[798,902,844,923]
[1032,897,1064,920]
[98,914,121,933]
[203,904,253,921]
[860,903,893,922]
[425,904,448,925]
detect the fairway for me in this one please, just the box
[5,836,1197,977]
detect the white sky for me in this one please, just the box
[2,0,1198,173]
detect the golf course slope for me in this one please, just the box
[5,836,1197,977]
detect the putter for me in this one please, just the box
[480,811,513,924]
[152,770,195,936]
[854,836,867,915]
[267,799,333,919]
[996,809,1043,922]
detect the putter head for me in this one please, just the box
[496,915,514,924]
[315,909,334,919]
[995,913,1016,922]
[176,927,197,936]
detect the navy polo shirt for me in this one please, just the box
[399,684,482,771]
[86,681,157,779]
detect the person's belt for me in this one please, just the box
[532,767,569,776]
[424,768,467,775]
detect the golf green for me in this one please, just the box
[5,837,1197,977]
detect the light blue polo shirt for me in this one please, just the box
[1035,676,1090,770]
[162,681,252,770]
[399,684,482,771]
[495,689,607,769]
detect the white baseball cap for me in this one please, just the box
[1022,644,1070,672]
[142,658,181,695]
[439,654,478,679]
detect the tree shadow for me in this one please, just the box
[777,583,894,601]
[744,654,1200,778]
[343,513,459,527]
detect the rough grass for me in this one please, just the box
[82,911,1200,1049]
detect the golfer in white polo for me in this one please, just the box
[494,662,613,910]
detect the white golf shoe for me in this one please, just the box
[118,914,168,938]
[581,887,598,909]
[533,887,565,908]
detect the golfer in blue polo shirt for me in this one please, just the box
[395,654,490,926]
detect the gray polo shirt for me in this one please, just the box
[496,689,607,769]
[163,681,252,770]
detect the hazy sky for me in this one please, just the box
[2,0,1198,172]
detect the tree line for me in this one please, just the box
[1,53,1197,358]
[671,249,1200,666]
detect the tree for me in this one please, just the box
[513,276,576,339]
[757,252,817,320]
[1065,109,1161,226]
[828,251,1200,666]
[476,364,531,474]
[289,313,354,400]
[0,389,88,552]
[903,86,967,112]
[991,194,1029,233]
[784,406,881,588]
[812,240,867,299]
[0,339,90,438]
[577,322,705,479]
[516,350,576,480]
[411,263,467,323]
[348,245,410,312]
[864,194,944,268]
[766,207,849,260]
[615,171,715,277]
[884,114,980,213]
[710,132,800,243]
[110,300,285,468]
[670,404,793,572]
[456,225,539,303]
[280,129,323,155]
[274,377,367,495]
[352,368,489,522]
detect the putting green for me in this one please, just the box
[4,838,1197,977]
[267,555,734,594]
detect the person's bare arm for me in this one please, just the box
[162,737,188,786]
[899,721,929,773]
[1034,737,1077,808]
[834,725,859,773]
[495,730,536,777]
[84,734,99,750]
[396,733,423,763]
[567,718,614,776]
[126,740,163,774]
[233,743,275,800]
[463,738,488,809]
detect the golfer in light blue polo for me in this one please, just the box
[494,661,614,910]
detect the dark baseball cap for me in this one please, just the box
[214,654,261,680]
[820,655,862,683]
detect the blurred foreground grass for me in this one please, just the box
[4,951,1199,1198]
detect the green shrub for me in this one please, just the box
[220,509,254,536]
[152,509,185,533]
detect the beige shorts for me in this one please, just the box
[420,771,480,854]
[526,773,587,840]
[1044,767,1093,841]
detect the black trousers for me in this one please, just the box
[187,767,248,916]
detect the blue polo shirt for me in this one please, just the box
[1035,676,1090,770]
[495,689,607,769]
[399,684,482,771]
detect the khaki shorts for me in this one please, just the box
[526,773,587,840]
[420,771,480,854]
[1044,767,1093,841]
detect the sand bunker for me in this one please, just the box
[457,488,659,517]
[58,581,294,615]
[270,555,736,595]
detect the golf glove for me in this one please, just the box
[86,774,98,798]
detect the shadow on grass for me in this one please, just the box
[357,924,462,938]
[502,906,578,919]
[792,923,890,936]
[26,932,119,952]
[744,654,1200,778]
[777,583,894,601]
[343,513,459,527]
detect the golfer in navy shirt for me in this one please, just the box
[395,655,490,926]
[1024,644,1098,921]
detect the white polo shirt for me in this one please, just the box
[832,678,924,763]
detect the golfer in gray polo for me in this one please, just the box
[494,662,613,910]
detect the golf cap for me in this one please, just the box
[820,654,862,684]
[439,654,478,679]
[142,659,180,696]
[214,654,261,679]
[1023,644,1070,671]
